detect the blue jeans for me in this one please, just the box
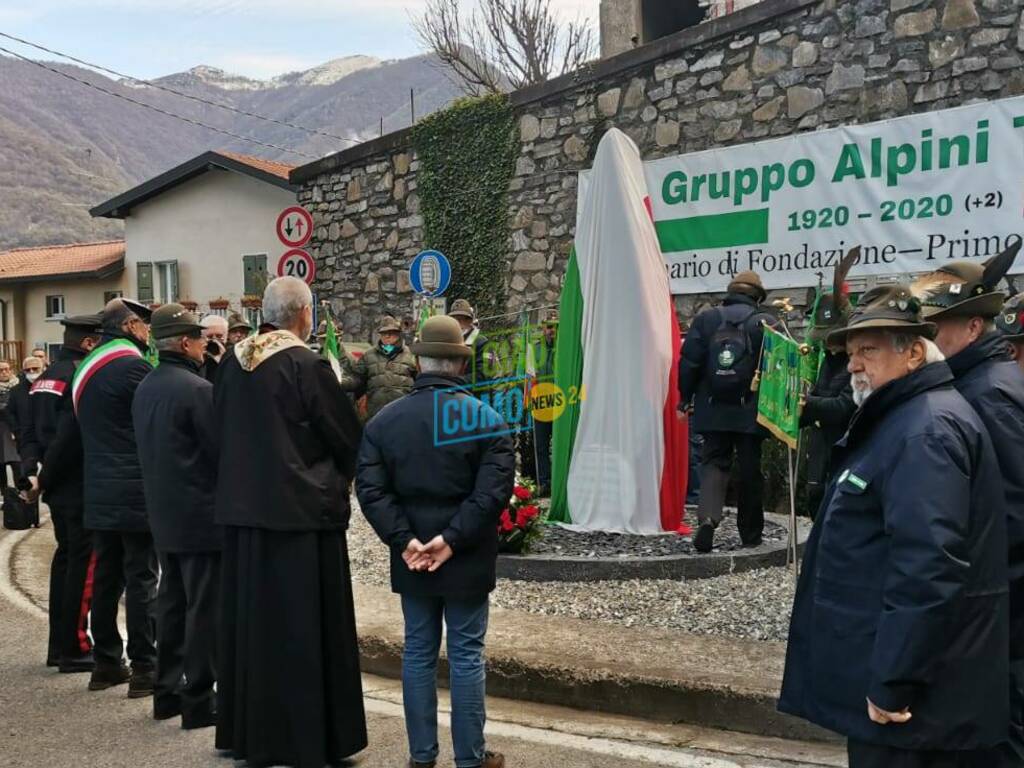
[401,594,489,768]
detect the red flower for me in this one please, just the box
[520,505,540,520]
[499,509,514,533]
[513,486,532,500]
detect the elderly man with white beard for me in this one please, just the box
[779,285,1010,768]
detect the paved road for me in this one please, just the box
[0,517,845,768]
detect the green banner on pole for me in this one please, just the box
[756,326,821,448]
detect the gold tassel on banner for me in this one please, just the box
[750,370,761,393]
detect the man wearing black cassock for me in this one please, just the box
[213,276,367,767]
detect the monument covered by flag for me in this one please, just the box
[547,129,688,534]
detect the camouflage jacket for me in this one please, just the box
[341,343,417,420]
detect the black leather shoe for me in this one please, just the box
[408,760,436,768]
[741,535,764,548]
[182,709,217,730]
[127,669,155,699]
[88,663,131,691]
[59,653,95,674]
[693,522,715,553]
[153,698,181,720]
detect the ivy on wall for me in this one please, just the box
[412,94,517,324]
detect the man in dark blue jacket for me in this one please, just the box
[779,285,1010,768]
[21,315,102,672]
[679,270,775,552]
[73,298,155,696]
[133,304,220,728]
[357,315,516,768]
[911,242,1024,767]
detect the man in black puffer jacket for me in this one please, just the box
[74,298,155,697]
[911,242,1024,767]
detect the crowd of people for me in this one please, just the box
[4,240,1024,768]
[7,278,515,768]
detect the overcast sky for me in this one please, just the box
[0,0,601,79]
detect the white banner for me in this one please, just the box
[634,95,1024,294]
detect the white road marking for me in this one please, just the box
[363,696,749,768]
[0,514,48,620]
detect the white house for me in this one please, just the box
[90,150,298,322]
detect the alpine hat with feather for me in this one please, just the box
[909,239,1021,320]
[808,246,860,343]
[996,292,1024,342]
[826,284,936,346]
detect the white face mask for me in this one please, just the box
[25,372,41,383]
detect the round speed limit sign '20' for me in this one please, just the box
[277,249,316,285]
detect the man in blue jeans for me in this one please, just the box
[357,315,516,768]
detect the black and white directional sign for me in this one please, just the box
[276,206,313,248]
[277,248,316,284]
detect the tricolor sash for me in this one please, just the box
[71,339,144,413]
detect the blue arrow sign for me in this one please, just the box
[409,250,452,297]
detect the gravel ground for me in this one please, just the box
[348,505,797,642]
[531,514,786,557]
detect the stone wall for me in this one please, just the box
[295,0,1024,339]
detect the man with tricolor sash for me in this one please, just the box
[73,298,157,697]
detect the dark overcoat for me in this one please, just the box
[132,353,221,553]
[76,336,152,531]
[213,336,362,531]
[779,361,1010,750]
[356,373,516,599]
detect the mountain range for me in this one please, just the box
[0,53,463,249]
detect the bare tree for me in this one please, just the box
[414,0,596,94]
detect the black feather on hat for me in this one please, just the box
[808,246,859,343]
[911,239,1022,320]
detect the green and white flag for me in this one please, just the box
[322,314,343,382]
[756,326,821,448]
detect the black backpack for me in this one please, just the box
[2,486,39,530]
[706,306,758,403]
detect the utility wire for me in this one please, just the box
[0,31,362,147]
[0,44,317,159]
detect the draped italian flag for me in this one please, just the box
[548,129,688,534]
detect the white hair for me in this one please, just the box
[263,277,312,329]
[417,356,465,375]
[201,315,228,332]
[889,332,946,363]
[155,336,187,352]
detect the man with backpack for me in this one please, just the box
[679,271,775,553]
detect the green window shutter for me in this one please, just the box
[243,254,268,295]
[137,262,153,303]
[169,260,179,302]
